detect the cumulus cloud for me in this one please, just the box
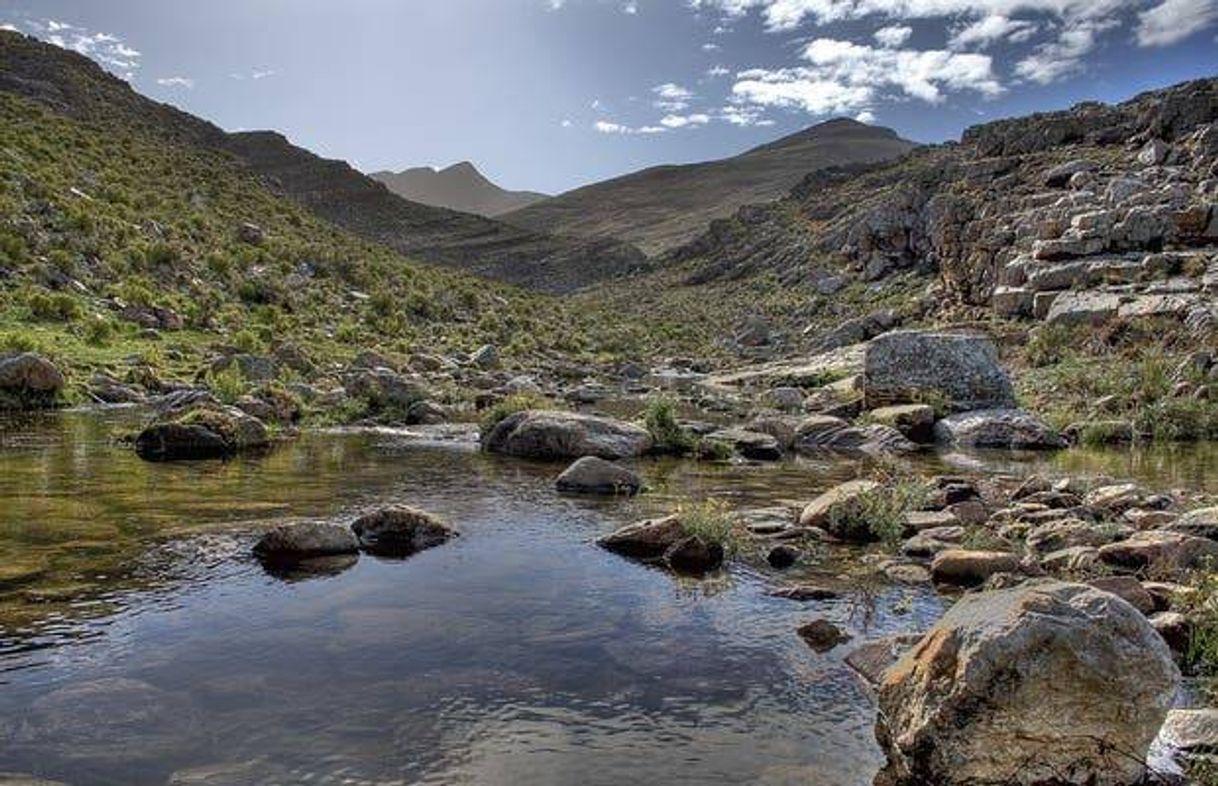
[594,120,665,134]
[1014,19,1112,83]
[873,25,912,47]
[855,109,877,123]
[732,36,1001,116]
[1137,0,1218,45]
[660,112,711,128]
[707,64,731,77]
[156,76,194,89]
[653,82,695,110]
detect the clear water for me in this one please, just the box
[0,409,1213,786]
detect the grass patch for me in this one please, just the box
[641,397,697,455]
[479,392,554,438]
[827,469,932,546]
[676,498,744,556]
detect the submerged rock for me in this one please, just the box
[482,410,653,460]
[875,580,1179,786]
[664,535,724,575]
[797,619,851,653]
[555,456,642,496]
[0,352,64,409]
[350,505,458,557]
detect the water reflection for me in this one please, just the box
[0,409,1213,786]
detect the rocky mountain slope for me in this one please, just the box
[0,31,644,293]
[369,162,547,217]
[501,119,916,255]
[669,78,1218,331]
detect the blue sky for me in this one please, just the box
[2,0,1216,194]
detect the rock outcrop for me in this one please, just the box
[876,580,1179,786]
[0,352,64,409]
[863,331,1016,412]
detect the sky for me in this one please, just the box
[2,0,1216,195]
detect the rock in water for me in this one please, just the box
[875,580,1179,786]
[933,408,1066,449]
[863,331,1016,412]
[664,535,724,575]
[0,352,65,409]
[555,456,642,495]
[597,515,686,559]
[134,405,270,461]
[253,521,360,563]
[350,505,457,557]
[482,410,653,460]
[797,619,851,653]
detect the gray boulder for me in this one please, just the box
[933,408,1065,450]
[482,410,653,460]
[135,405,270,462]
[705,428,783,460]
[555,456,642,496]
[0,352,64,409]
[863,330,1016,412]
[876,581,1179,786]
[253,521,359,563]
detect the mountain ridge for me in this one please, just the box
[369,161,548,218]
[500,117,917,255]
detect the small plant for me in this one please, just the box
[1181,568,1218,702]
[827,471,931,546]
[676,498,743,556]
[642,397,696,455]
[207,365,248,405]
[82,315,116,346]
[27,290,82,322]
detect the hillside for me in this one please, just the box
[501,119,916,255]
[0,31,644,294]
[369,162,548,217]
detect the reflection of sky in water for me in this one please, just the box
[0,409,1210,785]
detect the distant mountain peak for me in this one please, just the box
[371,160,547,218]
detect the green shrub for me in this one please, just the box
[676,498,743,556]
[827,476,931,546]
[207,365,247,405]
[0,329,48,355]
[82,315,116,346]
[27,290,83,322]
[642,397,696,455]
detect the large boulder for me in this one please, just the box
[798,479,881,541]
[863,331,1016,412]
[482,410,653,460]
[933,408,1066,449]
[930,549,1021,587]
[793,416,915,456]
[350,505,457,557]
[555,456,642,496]
[0,352,65,409]
[134,405,270,461]
[1097,529,1218,575]
[596,515,685,559]
[876,581,1180,786]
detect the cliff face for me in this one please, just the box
[0,30,646,294]
[671,78,1218,331]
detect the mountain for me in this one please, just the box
[369,162,548,218]
[500,119,917,255]
[0,31,644,294]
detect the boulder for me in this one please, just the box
[705,428,783,460]
[483,410,653,460]
[798,479,881,536]
[0,352,64,409]
[135,405,270,462]
[469,344,500,369]
[350,505,457,557]
[876,581,1179,786]
[867,404,936,443]
[252,522,360,564]
[1045,291,1121,327]
[930,549,1021,587]
[845,634,923,688]
[767,584,840,601]
[555,456,642,496]
[1087,575,1156,615]
[597,515,685,560]
[1168,507,1218,540]
[1159,708,1218,756]
[1098,529,1218,575]
[793,416,915,456]
[933,408,1066,450]
[664,536,724,575]
[766,543,802,569]
[863,330,1015,412]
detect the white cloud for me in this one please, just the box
[156,76,194,89]
[660,112,711,127]
[873,25,912,47]
[623,0,638,12]
[1,23,17,32]
[22,19,142,76]
[707,64,731,77]
[594,120,666,134]
[1137,0,1218,45]
[702,42,721,50]
[561,118,573,127]
[653,82,695,110]
[948,14,1039,49]
[856,109,877,123]
[732,36,1001,117]
[1014,19,1112,83]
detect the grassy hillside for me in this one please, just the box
[0,91,658,399]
